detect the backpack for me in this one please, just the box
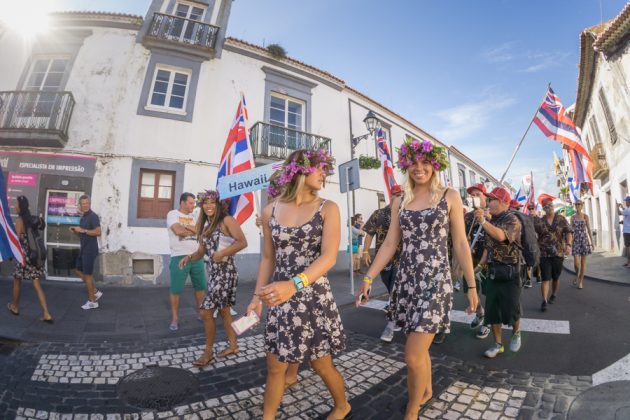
[510,211,540,267]
[25,216,47,268]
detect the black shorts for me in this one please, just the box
[76,252,98,275]
[540,256,564,281]
[624,233,630,248]
[484,271,522,326]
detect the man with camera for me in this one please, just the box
[533,196,573,312]
[474,187,523,358]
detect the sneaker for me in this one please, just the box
[230,308,237,316]
[454,279,462,291]
[81,301,99,310]
[470,314,484,329]
[95,290,103,301]
[393,324,402,332]
[510,331,522,352]
[535,277,541,284]
[433,331,446,344]
[541,301,547,312]
[484,343,505,358]
[380,322,395,343]
[523,279,533,288]
[549,295,556,304]
[476,325,491,339]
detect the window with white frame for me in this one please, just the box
[21,57,70,117]
[170,1,207,43]
[469,170,477,185]
[269,93,305,148]
[147,66,191,113]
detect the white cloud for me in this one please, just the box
[433,95,516,141]
[521,51,572,73]
[482,42,515,63]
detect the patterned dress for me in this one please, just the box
[199,226,239,310]
[13,235,46,281]
[572,219,592,256]
[265,200,346,363]
[388,193,454,334]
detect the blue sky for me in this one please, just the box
[53,0,628,194]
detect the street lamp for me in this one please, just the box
[351,111,379,149]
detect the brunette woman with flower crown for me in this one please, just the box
[179,190,247,367]
[247,149,351,420]
[357,136,478,420]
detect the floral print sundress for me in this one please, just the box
[264,200,346,363]
[388,192,454,334]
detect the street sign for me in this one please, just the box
[339,159,360,193]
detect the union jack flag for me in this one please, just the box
[0,170,24,264]
[375,128,399,201]
[533,86,592,192]
[217,96,254,225]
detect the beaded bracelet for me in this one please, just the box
[362,275,373,285]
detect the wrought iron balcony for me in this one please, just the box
[143,12,220,59]
[589,142,609,179]
[0,91,75,148]
[249,122,332,162]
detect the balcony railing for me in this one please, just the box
[250,122,332,161]
[0,91,75,147]
[144,12,220,58]
[589,142,609,179]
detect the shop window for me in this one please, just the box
[137,169,175,219]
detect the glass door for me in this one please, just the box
[18,58,69,129]
[171,2,206,44]
[45,189,83,281]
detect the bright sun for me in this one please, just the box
[0,0,53,38]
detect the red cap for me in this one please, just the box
[527,201,536,209]
[466,183,487,195]
[484,187,511,205]
[509,199,523,209]
[391,185,403,195]
[538,193,556,206]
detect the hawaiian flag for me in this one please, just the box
[0,170,24,264]
[533,86,593,192]
[375,128,399,201]
[567,177,580,204]
[217,96,254,225]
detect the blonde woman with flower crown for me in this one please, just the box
[357,136,478,420]
[247,149,351,420]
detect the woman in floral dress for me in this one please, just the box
[179,190,247,366]
[247,149,351,420]
[7,195,53,323]
[571,200,594,289]
[358,136,478,420]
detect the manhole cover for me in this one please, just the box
[568,380,630,420]
[117,366,199,411]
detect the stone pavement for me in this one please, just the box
[562,249,630,285]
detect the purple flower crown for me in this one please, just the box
[197,189,230,211]
[267,149,335,198]
[396,135,449,173]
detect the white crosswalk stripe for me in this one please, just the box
[361,300,571,334]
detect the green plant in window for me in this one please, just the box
[267,44,287,59]
[359,155,381,170]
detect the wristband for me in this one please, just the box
[362,275,373,284]
[295,272,309,287]
[467,286,476,289]
[293,275,306,292]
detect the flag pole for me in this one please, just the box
[471,84,550,249]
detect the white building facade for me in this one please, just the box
[573,3,630,254]
[0,1,500,285]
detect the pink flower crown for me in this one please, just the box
[267,149,335,198]
[396,135,449,173]
[197,189,230,211]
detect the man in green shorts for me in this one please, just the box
[167,193,207,331]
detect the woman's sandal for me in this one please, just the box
[218,347,239,358]
[41,317,54,324]
[192,354,214,367]
[284,380,298,390]
[7,303,19,316]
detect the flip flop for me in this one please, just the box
[41,318,54,324]
[284,380,298,390]
[169,322,178,331]
[192,355,214,367]
[7,303,19,316]
[218,347,239,358]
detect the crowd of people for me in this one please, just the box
[7,137,625,420]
